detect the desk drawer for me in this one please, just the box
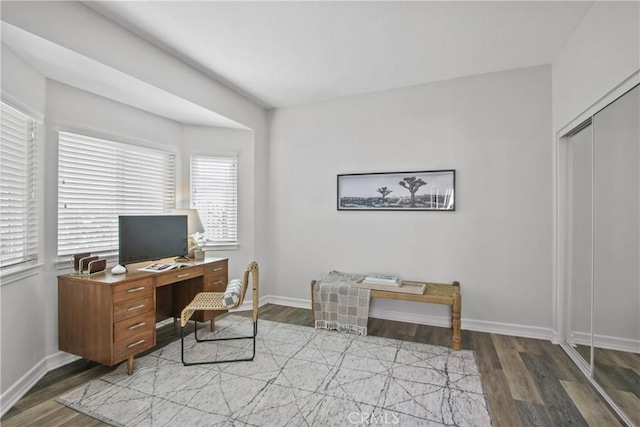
[113,327,154,362]
[155,266,204,287]
[204,260,227,278]
[113,278,153,304]
[113,294,154,322]
[114,311,155,342]
[205,275,226,292]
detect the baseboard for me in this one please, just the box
[45,350,81,372]
[264,295,310,310]
[0,358,48,418]
[0,350,80,418]
[264,295,554,341]
[570,331,640,353]
[462,318,553,341]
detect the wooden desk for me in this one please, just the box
[58,257,228,374]
[310,279,462,350]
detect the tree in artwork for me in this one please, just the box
[376,186,392,204]
[399,177,426,207]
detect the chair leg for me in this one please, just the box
[181,315,258,366]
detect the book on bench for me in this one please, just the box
[353,279,426,294]
[363,274,400,286]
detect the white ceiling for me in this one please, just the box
[2,22,246,128]
[85,1,595,109]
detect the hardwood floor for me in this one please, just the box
[2,304,624,426]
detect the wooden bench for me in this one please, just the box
[311,279,462,350]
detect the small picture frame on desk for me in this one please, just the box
[86,259,107,275]
[70,252,91,274]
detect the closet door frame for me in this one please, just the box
[553,71,639,427]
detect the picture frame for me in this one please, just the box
[337,169,455,211]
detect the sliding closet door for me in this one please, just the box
[566,123,593,365]
[592,85,640,425]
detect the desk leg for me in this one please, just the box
[452,293,461,351]
[127,356,134,375]
[210,319,215,332]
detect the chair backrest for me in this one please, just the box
[236,261,259,320]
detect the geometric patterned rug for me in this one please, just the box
[57,315,492,426]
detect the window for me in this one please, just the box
[1,102,38,269]
[191,155,237,244]
[58,132,175,257]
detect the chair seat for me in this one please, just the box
[180,292,225,327]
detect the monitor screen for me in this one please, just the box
[118,215,188,265]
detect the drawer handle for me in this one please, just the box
[213,267,223,272]
[128,322,146,330]
[127,286,145,293]
[127,339,145,349]
[214,280,223,285]
[128,304,145,311]
[176,273,190,278]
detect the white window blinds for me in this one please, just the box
[58,132,176,257]
[191,155,237,244]
[1,102,38,268]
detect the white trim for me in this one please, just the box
[0,351,80,417]
[262,295,309,310]
[554,71,640,351]
[0,358,47,417]
[569,331,640,354]
[54,253,118,271]
[45,351,81,372]
[0,91,44,123]
[266,295,554,341]
[461,318,553,341]
[203,244,239,252]
[54,123,179,155]
[0,263,43,286]
[556,71,640,138]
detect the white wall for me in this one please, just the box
[552,1,640,347]
[1,0,271,285]
[552,1,640,133]
[1,2,269,412]
[268,66,553,332]
[0,44,47,402]
[42,79,183,354]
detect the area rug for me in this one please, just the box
[57,316,492,426]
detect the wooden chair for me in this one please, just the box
[180,261,259,365]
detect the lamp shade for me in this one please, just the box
[173,209,205,235]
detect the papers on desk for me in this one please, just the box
[138,262,189,272]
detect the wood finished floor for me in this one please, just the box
[2,304,625,427]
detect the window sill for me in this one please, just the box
[54,253,118,271]
[1,262,44,286]
[203,243,239,251]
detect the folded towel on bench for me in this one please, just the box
[313,270,370,336]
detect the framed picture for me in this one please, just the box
[337,169,455,211]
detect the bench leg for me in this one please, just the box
[310,280,316,325]
[452,293,461,350]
